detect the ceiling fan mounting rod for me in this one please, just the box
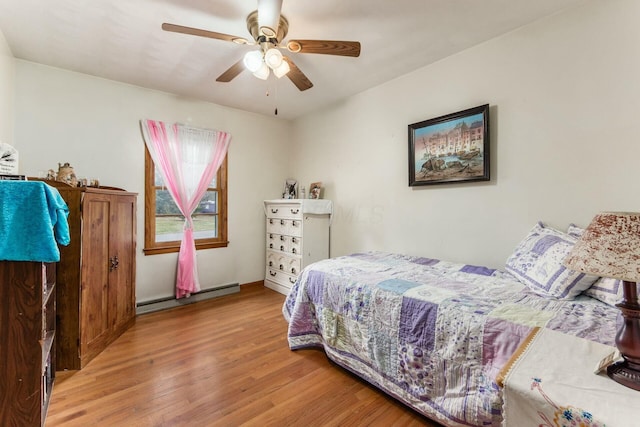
[256,35,279,48]
[247,10,289,42]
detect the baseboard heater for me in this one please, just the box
[136,282,240,315]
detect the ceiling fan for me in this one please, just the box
[162,0,361,91]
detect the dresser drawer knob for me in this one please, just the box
[292,237,297,243]
[291,248,297,254]
[280,219,285,225]
[270,271,277,277]
[280,235,285,241]
[292,221,298,227]
[279,264,284,270]
[280,245,285,251]
[291,209,299,214]
[291,268,296,274]
[269,219,273,224]
[271,208,279,214]
[269,243,273,249]
[289,277,296,284]
[268,261,273,267]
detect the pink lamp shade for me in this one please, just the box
[563,212,640,282]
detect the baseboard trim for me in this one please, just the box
[264,279,291,296]
[136,282,240,315]
[241,280,264,289]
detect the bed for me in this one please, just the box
[282,223,638,426]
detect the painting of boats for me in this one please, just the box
[408,104,490,186]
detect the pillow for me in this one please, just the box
[583,277,624,306]
[566,223,584,239]
[505,222,600,299]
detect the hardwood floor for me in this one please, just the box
[47,284,442,426]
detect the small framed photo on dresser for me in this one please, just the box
[309,182,322,199]
[283,179,297,199]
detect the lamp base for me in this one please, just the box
[607,360,640,391]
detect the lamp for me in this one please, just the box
[264,48,284,69]
[273,59,290,78]
[252,62,269,80]
[243,50,263,73]
[242,47,290,81]
[564,212,640,391]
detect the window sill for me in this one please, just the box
[143,241,229,255]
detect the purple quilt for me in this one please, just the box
[283,252,618,427]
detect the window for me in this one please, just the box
[143,147,228,255]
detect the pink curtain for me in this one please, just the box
[141,120,231,298]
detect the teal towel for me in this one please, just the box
[0,181,70,262]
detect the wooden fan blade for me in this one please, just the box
[162,23,249,44]
[283,57,313,91]
[216,59,245,83]
[286,40,361,57]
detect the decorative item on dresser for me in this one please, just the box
[282,179,298,199]
[31,178,138,370]
[309,182,322,199]
[0,180,70,426]
[264,199,332,295]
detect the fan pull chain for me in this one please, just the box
[264,82,279,116]
[274,80,279,116]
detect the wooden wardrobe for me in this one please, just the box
[42,180,137,370]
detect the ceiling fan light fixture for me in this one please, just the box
[163,0,360,92]
[243,50,263,73]
[253,62,270,80]
[273,60,290,78]
[264,48,283,69]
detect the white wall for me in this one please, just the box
[291,0,640,269]
[14,62,292,302]
[0,28,14,147]
[10,0,640,300]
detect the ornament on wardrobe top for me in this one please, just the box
[0,143,19,175]
[57,162,78,187]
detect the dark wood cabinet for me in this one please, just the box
[0,261,56,426]
[38,181,137,370]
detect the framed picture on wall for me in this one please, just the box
[408,104,490,186]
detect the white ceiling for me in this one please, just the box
[0,0,585,120]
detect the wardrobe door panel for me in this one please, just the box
[109,195,136,332]
[80,195,111,363]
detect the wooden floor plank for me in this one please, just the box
[47,284,442,426]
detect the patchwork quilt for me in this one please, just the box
[283,252,618,427]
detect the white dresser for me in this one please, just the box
[264,199,332,295]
